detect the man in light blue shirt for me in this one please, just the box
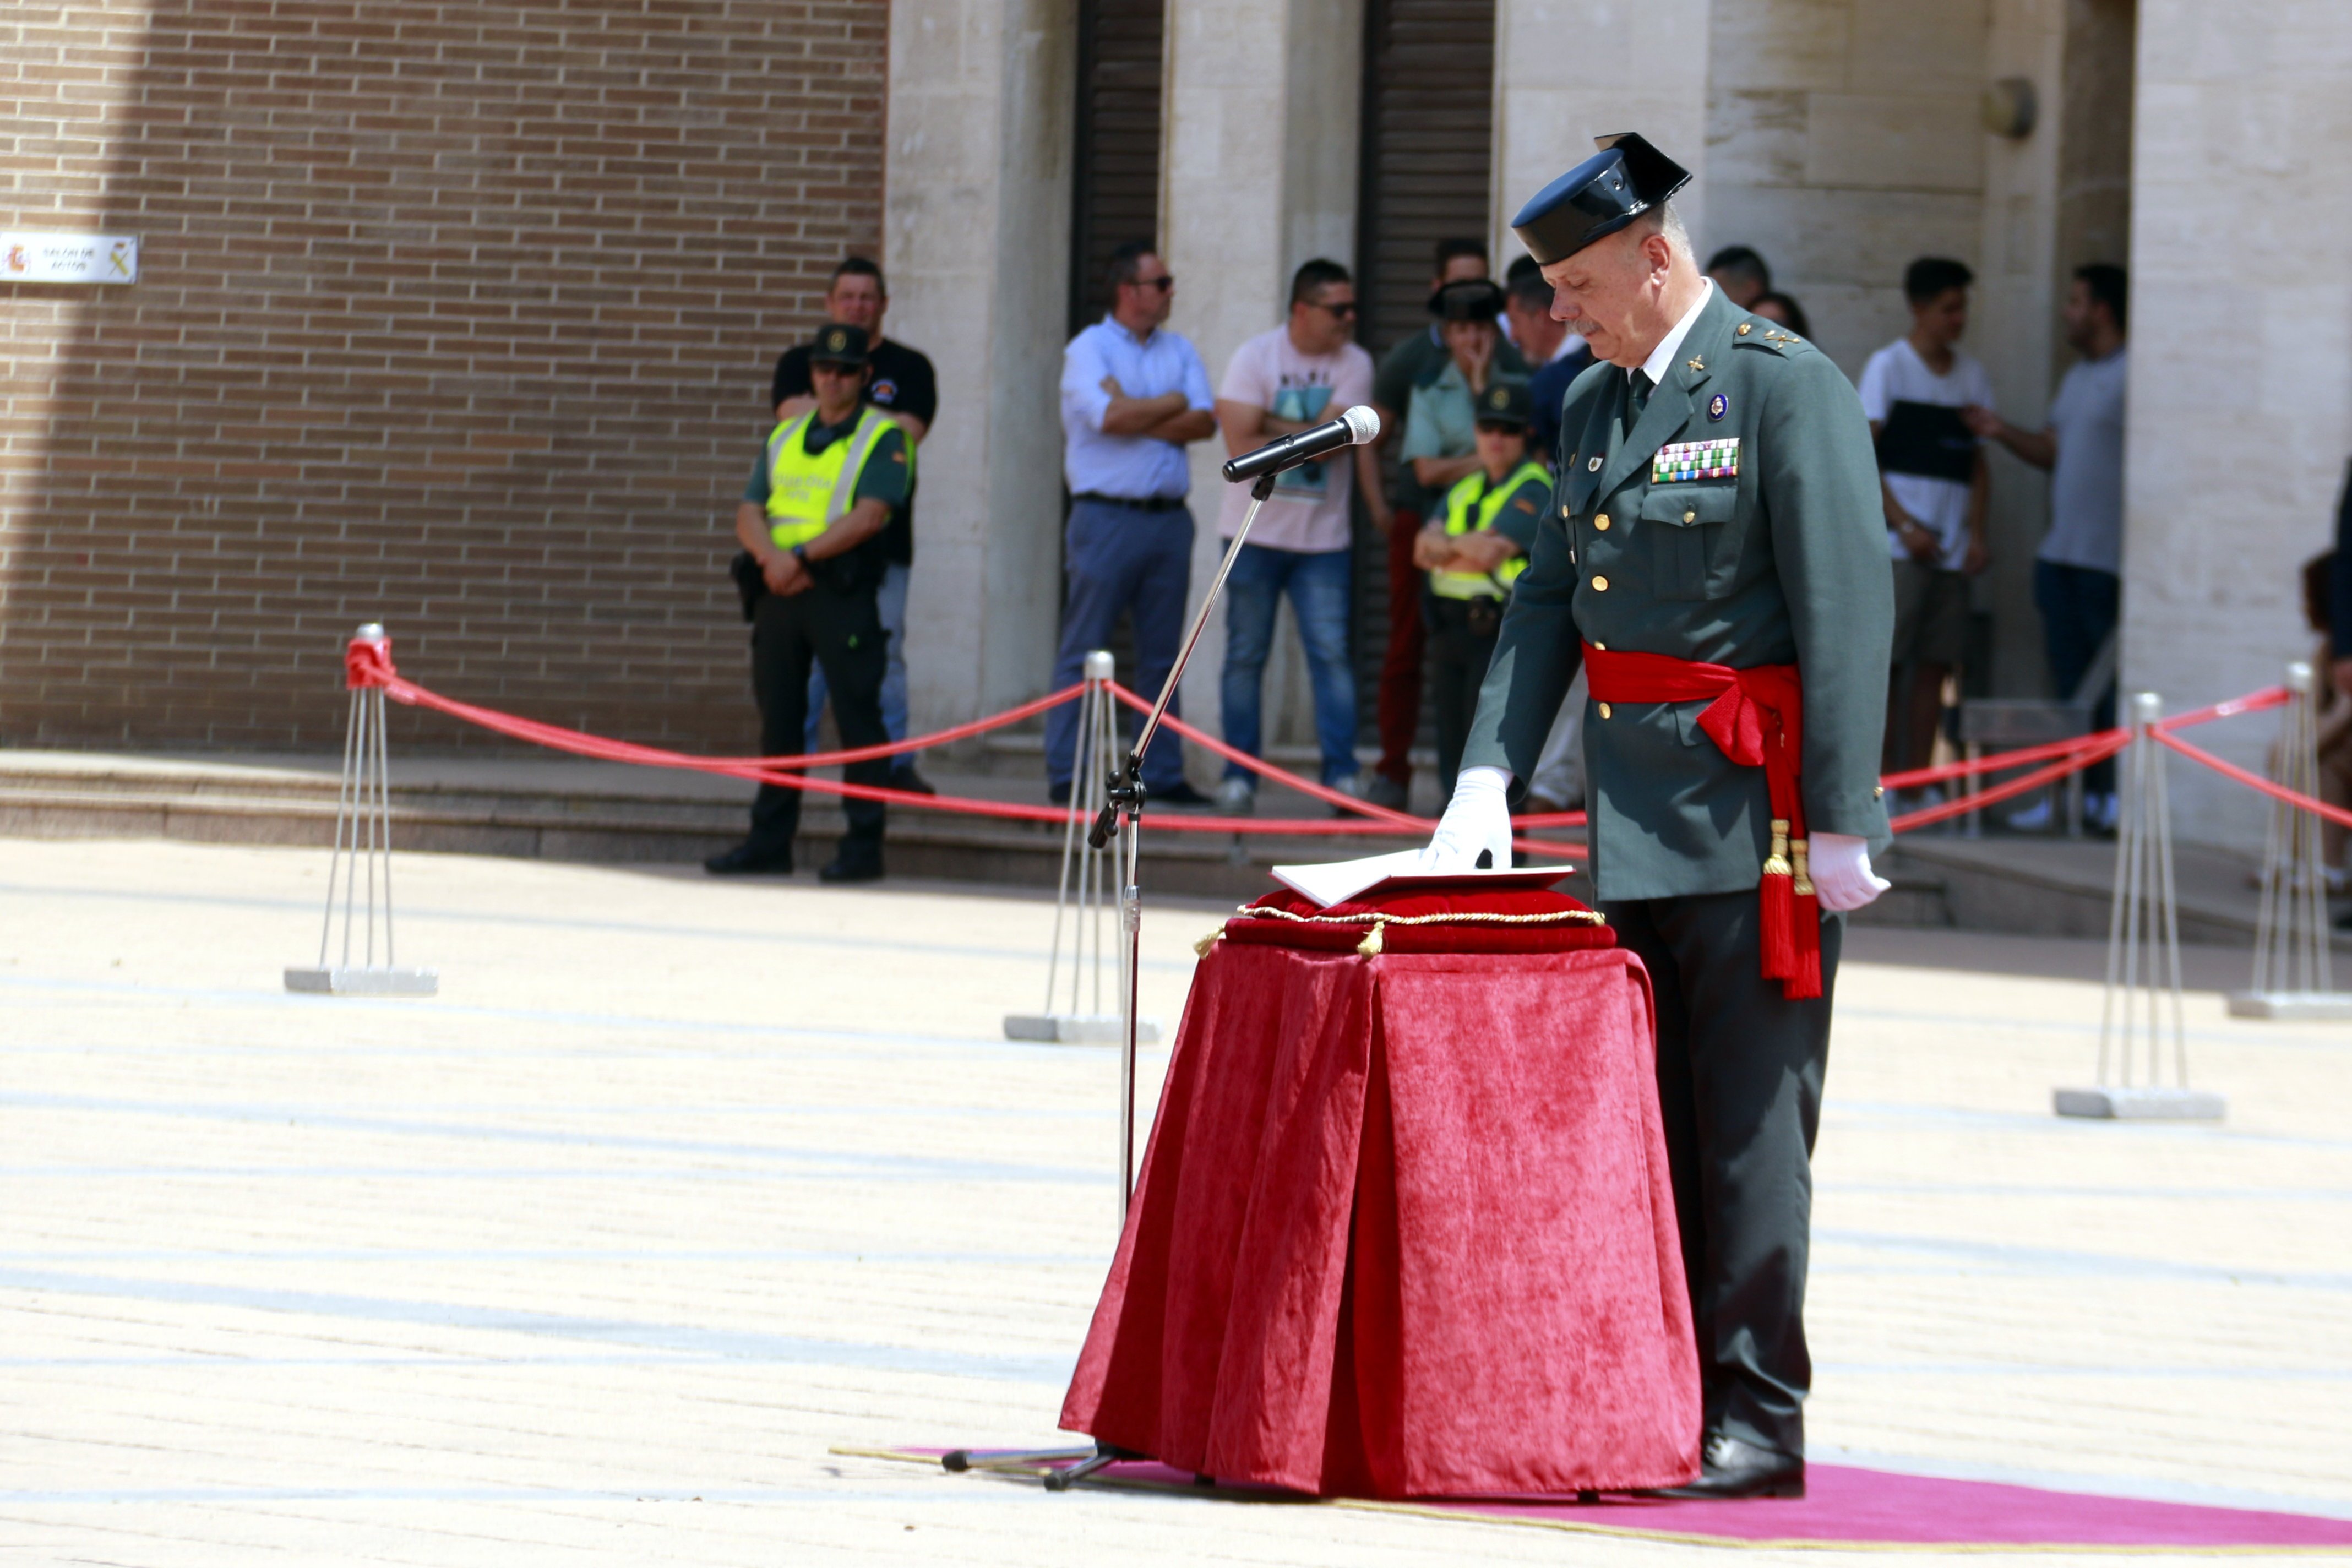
[1045,241,1218,804]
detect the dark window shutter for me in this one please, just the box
[1070,1,1167,337]
[1355,0,1497,360]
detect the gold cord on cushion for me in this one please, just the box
[1228,903,1609,959]
[1763,816,1793,878]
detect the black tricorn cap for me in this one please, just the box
[808,322,870,367]
[1472,379,1533,429]
[1510,132,1693,266]
[1428,277,1507,320]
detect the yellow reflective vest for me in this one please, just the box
[1430,460,1548,600]
[764,406,903,551]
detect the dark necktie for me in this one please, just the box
[1627,368,1653,422]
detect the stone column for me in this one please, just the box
[2121,1,2352,850]
[883,0,1077,725]
[1161,0,1363,776]
[1491,0,1714,266]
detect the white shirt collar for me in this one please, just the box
[1637,279,1716,387]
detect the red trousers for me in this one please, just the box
[1376,509,1425,786]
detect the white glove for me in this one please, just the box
[1807,831,1890,912]
[1419,766,1515,873]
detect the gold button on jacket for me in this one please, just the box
[1598,701,1613,719]
[1594,513,1610,531]
[1590,575,1609,592]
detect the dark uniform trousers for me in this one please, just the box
[1422,596,1500,795]
[1603,891,1841,1461]
[747,580,889,855]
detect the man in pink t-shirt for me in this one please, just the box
[1210,259,1384,812]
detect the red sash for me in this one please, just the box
[1581,643,1821,999]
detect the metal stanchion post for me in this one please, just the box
[1003,650,1163,1046]
[285,623,437,998]
[2057,691,2220,1120]
[2228,661,2352,1020]
[946,469,1288,1493]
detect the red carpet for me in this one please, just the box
[842,1446,2352,1551]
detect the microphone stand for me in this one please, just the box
[942,469,1281,1493]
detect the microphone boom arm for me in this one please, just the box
[1088,468,1279,849]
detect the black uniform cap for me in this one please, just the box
[1428,277,1507,320]
[1510,132,1693,267]
[808,322,870,368]
[1472,380,1533,430]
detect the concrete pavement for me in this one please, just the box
[2,838,2346,1565]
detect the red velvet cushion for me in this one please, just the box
[1221,884,1615,954]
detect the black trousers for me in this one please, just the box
[746,581,888,855]
[1424,595,1502,796]
[1601,889,1842,1460]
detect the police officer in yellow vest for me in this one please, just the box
[707,324,911,882]
[1412,379,1553,792]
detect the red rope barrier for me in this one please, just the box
[2152,728,2352,830]
[2157,685,2291,732]
[356,639,1572,847]
[346,634,2336,856]
[1101,682,1590,830]
[1887,733,2131,832]
[1879,728,2124,792]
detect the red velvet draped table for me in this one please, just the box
[1060,931,1702,1500]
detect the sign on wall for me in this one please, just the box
[2,232,139,284]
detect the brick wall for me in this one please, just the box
[0,0,886,751]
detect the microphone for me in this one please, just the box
[1221,404,1381,484]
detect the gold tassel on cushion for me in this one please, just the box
[1194,928,1223,957]
[1356,918,1387,957]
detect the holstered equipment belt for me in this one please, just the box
[1581,643,1822,999]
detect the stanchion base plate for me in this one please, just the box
[1003,1013,1162,1045]
[285,966,439,997]
[2225,990,2352,1021]
[2054,1085,2225,1121]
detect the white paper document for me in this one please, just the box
[1271,850,1572,910]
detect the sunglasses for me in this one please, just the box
[1310,300,1358,318]
[1131,275,1175,292]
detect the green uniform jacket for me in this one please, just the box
[1461,286,1894,900]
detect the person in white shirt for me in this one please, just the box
[1965,263,2130,830]
[1856,257,1992,784]
[1209,260,1383,811]
[1044,242,1218,806]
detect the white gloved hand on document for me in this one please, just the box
[1417,766,1515,874]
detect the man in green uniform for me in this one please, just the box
[1414,379,1550,792]
[1419,134,1894,1498]
[707,324,910,883]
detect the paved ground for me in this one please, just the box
[2,837,2346,1565]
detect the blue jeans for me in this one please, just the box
[1044,500,1194,792]
[807,560,912,761]
[2034,558,2120,794]
[1219,543,1358,787]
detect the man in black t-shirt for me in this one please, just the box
[772,258,941,793]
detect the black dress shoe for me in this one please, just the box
[1147,781,1214,807]
[704,841,792,876]
[1657,1433,1805,1500]
[818,843,885,884]
[890,764,938,797]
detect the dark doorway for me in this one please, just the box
[1352,0,1498,757]
[1354,0,1497,360]
[1069,0,1167,335]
